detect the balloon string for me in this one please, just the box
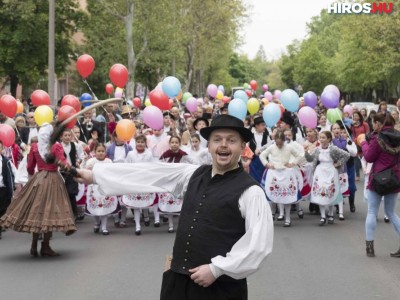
[82,78,108,115]
[175,98,192,145]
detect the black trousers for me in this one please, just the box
[0,187,10,218]
[160,270,247,300]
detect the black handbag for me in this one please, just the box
[372,156,400,196]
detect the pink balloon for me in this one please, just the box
[262,84,269,92]
[142,106,163,130]
[264,91,272,101]
[343,104,353,116]
[298,106,317,129]
[207,84,218,98]
[274,90,281,100]
[186,97,198,113]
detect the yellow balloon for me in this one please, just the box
[145,98,152,106]
[34,105,54,126]
[247,98,260,115]
[216,90,223,100]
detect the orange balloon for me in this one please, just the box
[116,119,136,142]
[176,90,183,101]
[16,101,24,114]
[357,134,366,146]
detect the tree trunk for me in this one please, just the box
[125,1,135,99]
[185,43,194,92]
[10,74,19,97]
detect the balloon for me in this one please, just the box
[133,97,141,108]
[216,90,223,100]
[62,95,81,111]
[182,92,192,104]
[31,89,51,106]
[16,101,24,114]
[57,105,77,129]
[105,83,114,95]
[264,91,273,101]
[176,90,183,101]
[162,76,181,98]
[186,97,198,113]
[247,98,260,115]
[228,99,247,120]
[34,105,54,126]
[168,99,174,109]
[274,90,282,100]
[0,95,17,118]
[144,98,151,106]
[327,108,342,124]
[207,84,218,98]
[149,88,169,110]
[76,54,95,78]
[79,93,92,108]
[280,89,300,112]
[298,107,318,129]
[250,80,258,91]
[262,84,269,92]
[323,84,340,98]
[0,124,15,147]
[279,104,285,117]
[233,90,248,104]
[116,119,136,142]
[109,63,129,88]
[142,106,163,130]
[222,96,230,104]
[114,87,124,98]
[321,90,339,109]
[243,83,249,90]
[343,104,353,116]
[303,91,317,108]
[218,85,225,94]
[246,90,252,97]
[263,103,281,128]
[357,134,366,147]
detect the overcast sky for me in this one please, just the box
[240,0,334,59]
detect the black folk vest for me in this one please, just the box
[171,164,258,281]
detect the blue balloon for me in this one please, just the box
[218,85,225,94]
[280,89,299,112]
[162,76,181,98]
[80,93,92,107]
[263,103,281,128]
[228,98,247,120]
[233,90,248,104]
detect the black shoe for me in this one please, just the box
[328,215,334,224]
[319,218,326,226]
[162,216,169,223]
[277,215,284,221]
[144,219,150,227]
[284,222,291,227]
[93,226,100,233]
[135,229,141,236]
[350,205,356,213]
[384,216,390,223]
[339,214,345,221]
[102,230,109,236]
[154,222,160,228]
[168,227,174,233]
[297,210,304,219]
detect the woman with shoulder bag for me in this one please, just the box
[360,113,400,258]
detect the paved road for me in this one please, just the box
[1,181,399,300]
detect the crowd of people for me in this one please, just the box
[0,95,399,261]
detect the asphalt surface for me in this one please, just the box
[1,180,399,300]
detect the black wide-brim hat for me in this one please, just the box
[193,117,210,129]
[200,114,253,142]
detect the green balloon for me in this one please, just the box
[327,108,342,124]
[243,83,249,90]
[182,92,193,104]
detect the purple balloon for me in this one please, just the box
[264,91,273,101]
[262,84,269,92]
[324,84,340,97]
[298,106,317,128]
[186,97,198,113]
[321,90,339,109]
[304,91,317,108]
[142,106,163,130]
[207,84,218,98]
[274,90,281,100]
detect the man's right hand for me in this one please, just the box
[74,169,94,185]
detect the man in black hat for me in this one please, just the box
[76,114,273,300]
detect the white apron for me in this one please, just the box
[121,193,157,208]
[265,168,302,204]
[86,184,119,216]
[339,172,350,196]
[157,192,183,214]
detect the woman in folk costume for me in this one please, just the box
[159,135,189,233]
[124,135,158,235]
[182,133,211,165]
[0,123,76,256]
[259,130,304,227]
[106,126,133,228]
[85,143,116,235]
[305,131,350,226]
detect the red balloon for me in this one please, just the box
[105,83,114,95]
[77,54,95,78]
[0,95,17,118]
[222,96,230,104]
[0,124,16,147]
[168,98,174,109]
[246,90,252,97]
[250,80,258,91]
[109,64,129,88]
[149,89,170,110]
[133,97,141,108]
[57,105,77,129]
[61,95,81,112]
[31,89,51,106]
[279,104,285,117]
